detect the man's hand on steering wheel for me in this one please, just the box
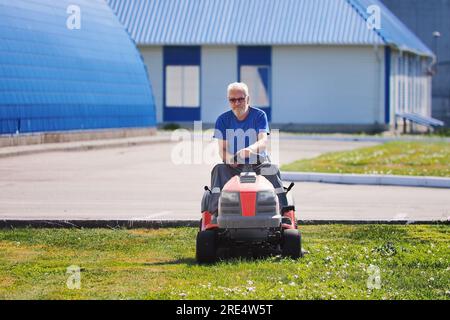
[237,147,254,159]
[226,149,251,167]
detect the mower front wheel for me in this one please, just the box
[196,230,217,264]
[281,229,302,259]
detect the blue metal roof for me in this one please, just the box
[107,0,432,57]
[0,0,156,134]
[348,0,434,57]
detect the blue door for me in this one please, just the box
[163,46,201,122]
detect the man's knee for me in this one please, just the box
[210,163,236,188]
[260,163,280,176]
[211,163,230,176]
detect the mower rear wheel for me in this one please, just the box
[282,229,302,259]
[196,230,217,264]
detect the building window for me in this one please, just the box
[163,46,201,121]
[165,65,199,107]
[240,66,270,107]
[238,46,271,121]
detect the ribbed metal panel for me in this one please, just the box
[108,0,433,56]
[108,0,385,46]
[0,0,156,134]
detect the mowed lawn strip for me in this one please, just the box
[0,225,448,300]
[281,141,450,177]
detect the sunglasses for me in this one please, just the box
[228,97,246,103]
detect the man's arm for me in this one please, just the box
[249,132,268,153]
[217,139,235,164]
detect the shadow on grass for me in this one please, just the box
[141,253,291,267]
[142,258,197,266]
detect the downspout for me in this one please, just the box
[384,46,391,125]
[373,44,385,126]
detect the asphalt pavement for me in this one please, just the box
[0,136,448,222]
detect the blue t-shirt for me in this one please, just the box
[213,107,269,162]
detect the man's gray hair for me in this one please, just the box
[227,82,249,97]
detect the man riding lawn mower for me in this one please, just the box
[195,82,302,263]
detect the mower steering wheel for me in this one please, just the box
[232,151,267,166]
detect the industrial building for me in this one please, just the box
[108,0,435,132]
[382,0,450,126]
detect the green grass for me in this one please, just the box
[0,225,449,300]
[281,141,450,177]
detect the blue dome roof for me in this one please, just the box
[0,0,156,134]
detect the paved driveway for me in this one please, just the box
[0,138,448,221]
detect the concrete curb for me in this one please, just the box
[0,136,175,158]
[281,172,450,188]
[0,219,448,229]
[0,220,199,229]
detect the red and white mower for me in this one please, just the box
[196,158,302,263]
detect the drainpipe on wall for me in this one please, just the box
[374,45,384,128]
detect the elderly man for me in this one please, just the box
[209,82,288,215]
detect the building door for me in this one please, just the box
[163,46,201,122]
[238,46,272,121]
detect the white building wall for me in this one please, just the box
[272,46,384,124]
[138,45,392,127]
[139,46,163,123]
[201,46,237,123]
